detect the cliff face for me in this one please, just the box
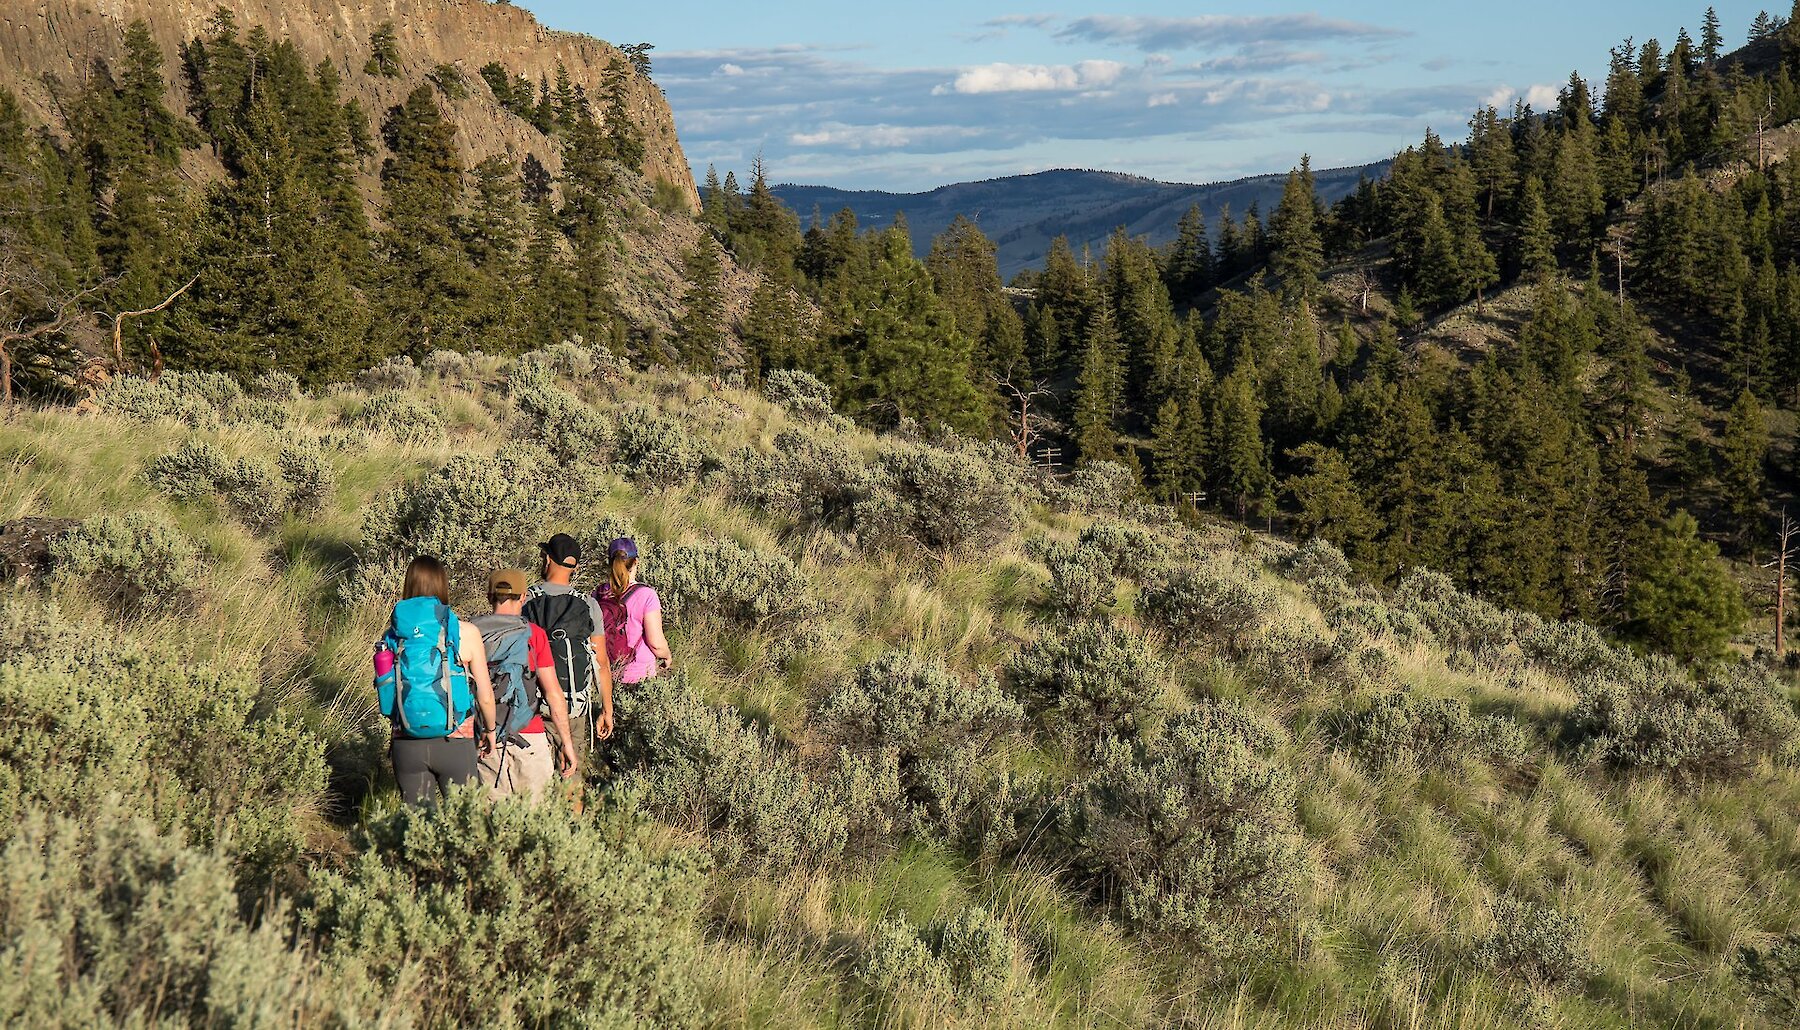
[0,0,698,210]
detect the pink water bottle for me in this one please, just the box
[373,641,395,678]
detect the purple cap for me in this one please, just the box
[608,537,638,559]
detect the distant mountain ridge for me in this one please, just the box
[771,162,1389,278]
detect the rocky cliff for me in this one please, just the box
[0,0,698,209]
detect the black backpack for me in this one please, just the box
[522,590,595,722]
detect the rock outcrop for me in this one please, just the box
[0,0,697,210]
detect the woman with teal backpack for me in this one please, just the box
[374,555,499,806]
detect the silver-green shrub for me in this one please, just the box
[1394,569,1528,668]
[0,805,359,1028]
[1052,460,1136,514]
[763,368,836,423]
[817,653,1024,847]
[0,596,326,875]
[859,916,952,1000]
[653,539,816,632]
[934,906,1015,1003]
[276,444,337,515]
[1041,539,1118,618]
[97,374,219,428]
[1009,622,1168,743]
[726,429,868,537]
[304,787,705,1027]
[1472,895,1594,989]
[510,362,615,463]
[861,441,1018,555]
[1568,659,1800,780]
[1735,932,1800,1023]
[353,389,445,443]
[161,370,244,410]
[613,674,846,868]
[1056,702,1303,948]
[1139,562,1276,653]
[1079,520,1173,581]
[422,348,476,381]
[360,454,549,589]
[359,354,422,392]
[146,442,289,528]
[227,395,293,430]
[144,439,228,502]
[51,511,205,614]
[614,405,710,487]
[515,338,599,380]
[250,369,302,400]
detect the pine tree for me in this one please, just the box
[1211,366,1271,519]
[1072,301,1122,463]
[1468,106,1517,221]
[364,21,401,77]
[463,155,529,347]
[1721,388,1771,530]
[1166,204,1214,300]
[1703,7,1725,62]
[1285,442,1379,562]
[822,223,983,431]
[1269,158,1324,304]
[675,233,727,371]
[169,95,366,380]
[1517,176,1558,280]
[1627,511,1748,660]
[377,85,474,353]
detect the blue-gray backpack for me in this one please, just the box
[472,613,542,738]
[376,597,472,738]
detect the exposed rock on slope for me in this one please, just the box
[0,0,697,209]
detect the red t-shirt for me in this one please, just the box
[522,623,554,734]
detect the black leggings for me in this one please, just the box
[390,736,478,806]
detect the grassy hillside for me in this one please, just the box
[3,344,1800,1028]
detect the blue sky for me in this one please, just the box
[513,1,1771,191]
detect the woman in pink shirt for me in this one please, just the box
[596,537,671,683]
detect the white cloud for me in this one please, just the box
[788,122,985,150]
[1057,14,1406,52]
[716,63,745,77]
[1148,92,1178,108]
[1482,83,1559,111]
[936,59,1125,95]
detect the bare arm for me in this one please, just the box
[643,607,672,665]
[535,661,579,778]
[590,632,615,740]
[461,628,498,754]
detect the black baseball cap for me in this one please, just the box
[539,533,582,568]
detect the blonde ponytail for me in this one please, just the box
[610,555,634,599]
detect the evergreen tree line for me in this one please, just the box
[685,7,1795,642]
[0,13,649,386]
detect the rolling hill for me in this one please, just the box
[772,162,1388,278]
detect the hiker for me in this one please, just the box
[595,537,671,684]
[522,533,615,748]
[375,555,498,807]
[472,569,581,800]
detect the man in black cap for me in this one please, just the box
[522,533,614,748]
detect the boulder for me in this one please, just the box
[0,517,79,585]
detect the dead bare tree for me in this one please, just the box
[1344,266,1379,316]
[0,251,107,408]
[1766,507,1797,658]
[994,369,1058,460]
[107,274,198,374]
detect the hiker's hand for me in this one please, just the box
[559,741,579,778]
[479,730,497,757]
[656,656,672,671]
[595,707,614,741]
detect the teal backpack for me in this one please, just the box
[377,597,473,739]
[471,613,542,738]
